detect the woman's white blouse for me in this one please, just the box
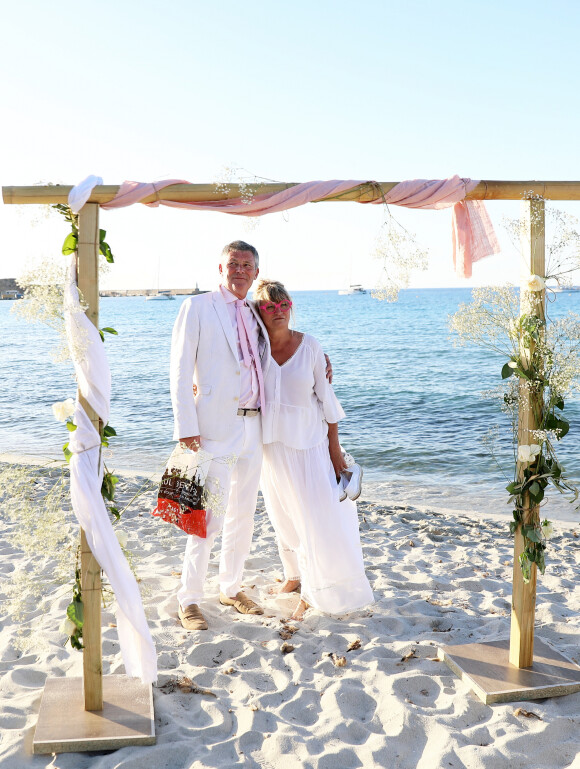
[261,334,345,449]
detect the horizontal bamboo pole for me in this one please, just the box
[465,181,580,201]
[1,183,297,205]
[5,180,580,206]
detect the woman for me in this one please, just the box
[254,279,373,620]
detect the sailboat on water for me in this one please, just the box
[146,291,175,301]
[338,284,366,295]
[338,257,367,294]
[146,259,175,301]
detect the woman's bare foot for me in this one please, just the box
[268,579,301,595]
[291,598,309,621]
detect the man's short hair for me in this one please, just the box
[221,240,259,268]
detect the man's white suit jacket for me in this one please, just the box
[170,289,271,443]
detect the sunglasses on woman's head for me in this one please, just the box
[259,300,293,313]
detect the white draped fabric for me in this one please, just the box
[64,254,157,684]
[68,175,103,214]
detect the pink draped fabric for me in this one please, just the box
[99,176,500,278]
[378,176,478,209]
[100,179,364,215]
[452,200,500,279]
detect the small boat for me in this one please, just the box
[147,257,175,300]
[146,291,175,301]
[338,284,367,295]
[552,285,580,293]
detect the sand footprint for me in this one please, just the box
[279,687,322,727]
[392,672,441,709]
[321,680,377,722]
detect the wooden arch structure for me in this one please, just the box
[4,179,580,751]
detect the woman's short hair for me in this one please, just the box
[253,279,291,305]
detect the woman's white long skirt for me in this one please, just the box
[261,439,374,615]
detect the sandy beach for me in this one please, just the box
[2,466,580,769]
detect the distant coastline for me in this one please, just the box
[99,287,208,297]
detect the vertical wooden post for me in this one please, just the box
[77,203,103,710]
[509,198,546,668]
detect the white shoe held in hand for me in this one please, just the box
[341,463,363,501]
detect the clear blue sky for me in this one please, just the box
[2,0,580,290]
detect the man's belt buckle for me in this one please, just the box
[237,407,261,417]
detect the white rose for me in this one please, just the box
[518,444,541,464]
[541,520,554,540]
[508,361,518,369]
[52,398,75,422]
[526,274,545,292]
[115,529,128,548]
[59,617,77,636]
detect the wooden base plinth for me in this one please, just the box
[33,676,155,754]
[439,637,580,705]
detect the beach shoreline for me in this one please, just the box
[1,465,580,768]
[3,452,580,526]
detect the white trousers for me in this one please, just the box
[177,414,262,607]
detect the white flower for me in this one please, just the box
[526,274,546,292]
[541,520,554,540]
[52,398,75,422]
[518,444,541,463]
[508,361,518,369]
[115,529,128,548]
[59,617,77,636]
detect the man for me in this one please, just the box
[170,240,268,630]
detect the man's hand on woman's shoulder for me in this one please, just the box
[324,353,333,384]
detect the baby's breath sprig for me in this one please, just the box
[213,165,261,232]
[371,212,429,302]
[12,205,115,361]
[450,201,580,582]
[450,204,580,580]
[1,461,74,651]
[8,209,124,650]
[502,203,580,288]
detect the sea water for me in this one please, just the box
[2,288,580,520]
